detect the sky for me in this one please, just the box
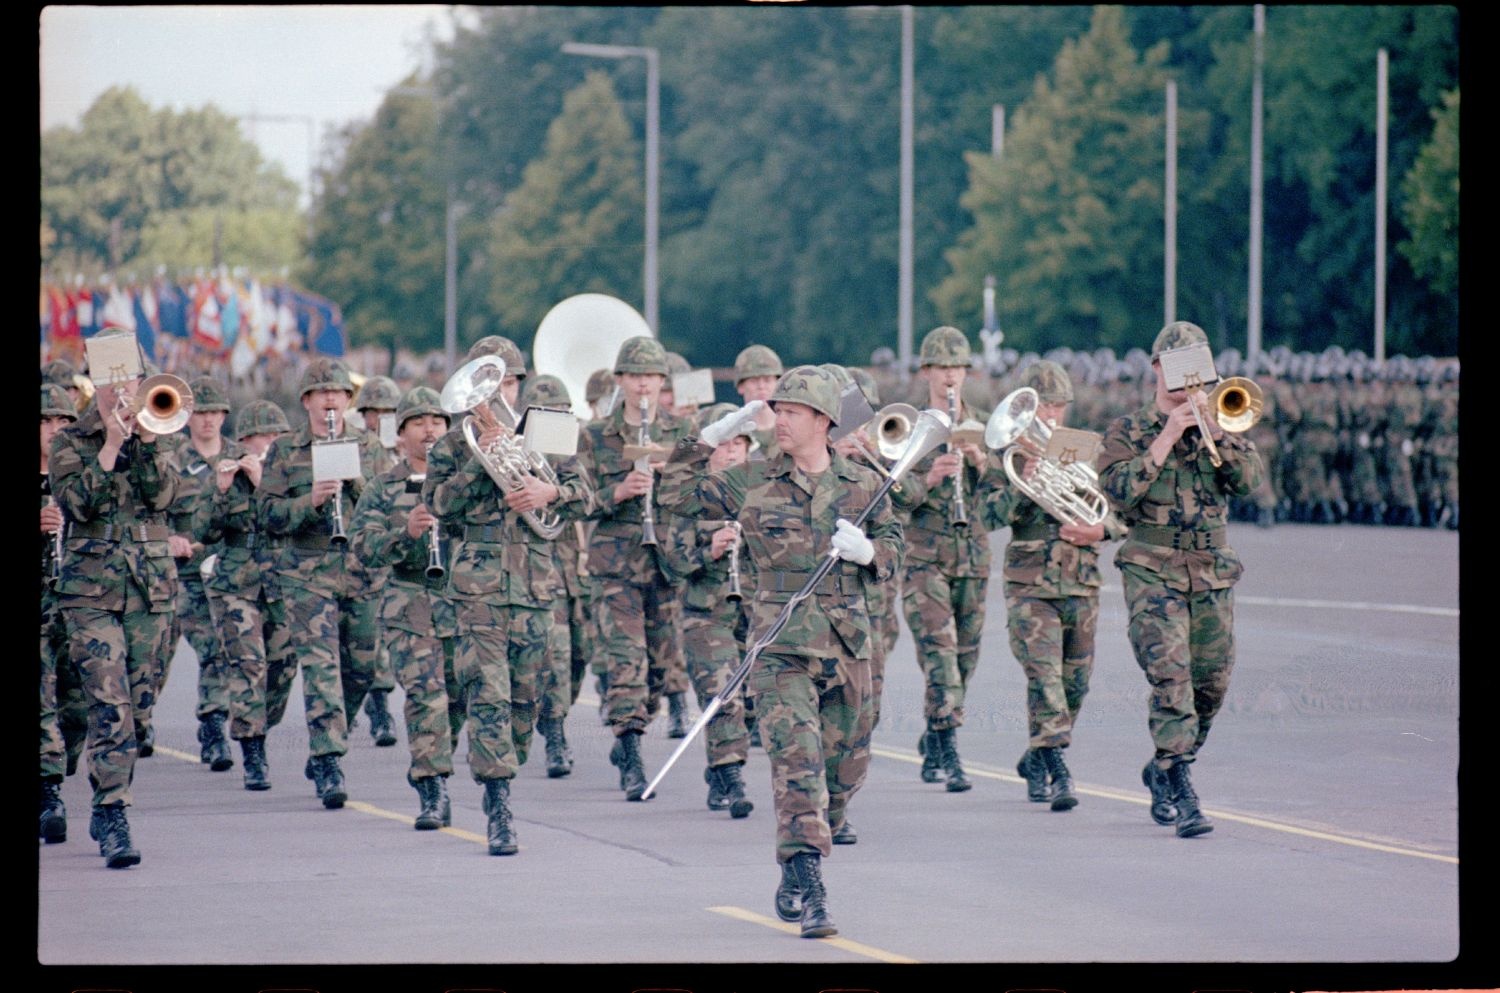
[39,5,468,207]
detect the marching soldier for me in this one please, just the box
[1098,322,1264,839]
[351,386,464,829]
[661,366,902,938]
[734,345,784,457]
[423,336,594,854]
[257,357,384,809]
[50,329,181,867]
[586,367,617,421]
[577,336,695,800]
[192,399,296,791]
[351,373,404,744]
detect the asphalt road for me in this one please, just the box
[35,521,1481,993]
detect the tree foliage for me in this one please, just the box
[1399,87,1458,298]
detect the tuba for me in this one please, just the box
[985,387,1109,528]
[532,293,653,422]
[439,355,566,541]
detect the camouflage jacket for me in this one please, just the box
[577,403,693,582]
[1098,400,1262,593]
[661,439,902,661]
[190,439,279,602]
[889,401,998,576]
[555,519,594,599]
[660,503,743,615]
[48,403,180,613]
[978,467,1125,599]
[41,472,59,593]
[352,457,458,638]
[256,422,384,598]
[166,437,229,573]
[421,421,593,607]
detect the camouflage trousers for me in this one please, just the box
[1348,448,1385,507]
[1380,449,1418,509]
[219,592,296,740]
[1121,567,1236,768]
[341,589,383,718]
[681,604,750,767]
[750,652,874,863]
[539,592,588,722]
[902,566,987,731]
[387,628,463,780]
[597,575,688,734]
[1288,436,1342,505]
[176,575,231,719]
[1005,593,1099,749]
[1246,430,1280,510]
[868,575,901,728]
[62,583,174,808]
[453,600,543,782]
[41,594,88,779]
[280,584,377,757]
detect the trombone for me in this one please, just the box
[1187,377,1264,467]
[844,403,918,492]
[112,374,195,437]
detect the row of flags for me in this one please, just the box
[40,275,346,374]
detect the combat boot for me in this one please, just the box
[918,731,943,784]
[436,774,451,827]
[40,777,67,844]
[705,765,730,811]
[595,671,610,725]
[200,712,234,772]
[89,806,106,855]
[774,859,802,921]
[304,754,347,809]
[617,731,648,802]
[413,775,443,831]
[1038,746,1077,811]
[831,820,857,845]
[1016,749,1050,802]
[98,804,141,869]
[482,778,518,855]
[137,723,155,757]
[1167,760,1213,838]
[541,717,571,778]
[1142,760,1178,825]
[790,851,837,938]
[241,736,271,791]
[938,727,972,793]
[666,691,689,738]
[364,689,398,747]
[609,736,628,790]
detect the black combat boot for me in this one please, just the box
[617,731,648,801]
[1038,746,1077,811]
[40,777,67,844]
[137,724,155,757]
[365,690,398,747]
[1142,760,1178,826]
[89,806,106,855]
[831,820,857,845]
[666,691,689,738]
[304,754,347,809]
[98,804,141,869]
[482,778,518,855]
[938,727,972,793]
[437,774,452,826]
[609,736,628,790]
[919,731,943,784]
[774,859,802,921]
[198,712,233,772]
[1167,760,1213,837]
[413,775,443,831]
[1017,749,1050,803]
[241,736,271,791]
[541,717,571,779]
[720,762,753,819]
[790,851,837,938]
[705,765,730,811]
[1255,505,1275,528]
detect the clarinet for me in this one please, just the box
[48,495,64,582]
[947,386,969,527]
[724,520,743,602]
[325,409,349,546]
[637,396,659,547]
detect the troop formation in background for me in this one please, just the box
[38,318,1456,941]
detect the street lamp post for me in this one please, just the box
[562,41,660,335]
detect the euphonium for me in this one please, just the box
[637,395,659,548]
[324,409,349,546]
[946,386,969,527]
[984,387,1109,528]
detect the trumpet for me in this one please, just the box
[1186,376,1264,467]
[324,409,349,546]
[946,386,969,527]
[637,395,659,548]
[985,387,1109,528]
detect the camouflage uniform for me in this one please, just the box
[423,336,594,854]
[1381,377,1423,525]
[735,344,784,460]
[256,358,385,806]
[1287,377,1342,522]
[352,386,465,827]
[50,339,181,865]
[845,367,900,716]
[352,375,402,741]
[1098,322,1264,838]
[1345,375,1387,524]
[191,400,295,790]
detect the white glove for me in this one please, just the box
[700,400,766,448]
[830,517,875,565]
[199,553,219,582]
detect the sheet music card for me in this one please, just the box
[520,406,579,457]
[1157,343,1219,393]
[671,369,716,408]
[312,440,363,481]
[1044,426,1102,468]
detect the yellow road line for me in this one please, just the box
[343,800,487,843]
[871,745,1458,865]
[708,906,919,963]
[153,745,199,763]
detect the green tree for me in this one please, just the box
[484,71,644,338]
[136,208,303,273]
[933,7,1172,352]
[1399,87,1458,299]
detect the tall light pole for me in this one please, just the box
[1165,79,1178,327]
[562,41,660,335]
[898,5,914,385]
[1375,48,1389,364]
[1248,4,1265,368]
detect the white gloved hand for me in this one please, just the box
[830,517,875,565]
[700,400,767,448]
[199,553,219,582]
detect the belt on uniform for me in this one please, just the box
[222,531,272,550]
[289,533,337,551]
[69,521,170,543]
[1130,524,1226,550]
[1010,521,1060,542]
[763,569,863,595]
[463,524,514,544]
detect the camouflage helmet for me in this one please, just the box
[234,399,292,439]
[1021,359,1074,404]
[614,335,669,376]
[585,368,615,404]
[770,365,842,424]
[521,373,572,410]
[665,351,692,376]
[395,386,448,430]
[869,346,896,369]
[919,326,973,367]
[465,336,527,378]
[297,356,356,397]
[41,359,76,390]
[849,366,880,406]
[188,376,232,413]
[734,344,784,383]
[817,362,852,390]
[697,401,757,442]
[1151,321,1209,360]
[355,375,402,412]
[40,383,77,420]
